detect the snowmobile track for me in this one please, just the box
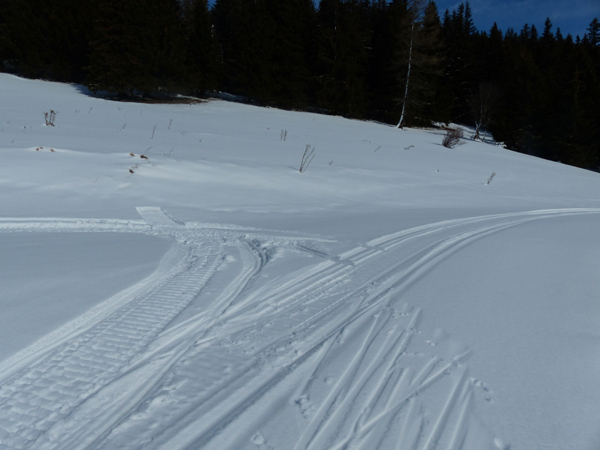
[0,207,599,450]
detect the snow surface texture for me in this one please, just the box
[1,74,600,450]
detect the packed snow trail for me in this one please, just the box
[0,208,599,450]
[0,209,223,449]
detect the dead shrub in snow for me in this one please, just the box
[44,110,57,126]
[442,127,463,148]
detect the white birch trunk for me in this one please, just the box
[397,21,415,129]
[474,120,482,140]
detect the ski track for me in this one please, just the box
[0,207,599,450]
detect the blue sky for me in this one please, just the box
[433,0,598,38]
[206,0,598,39]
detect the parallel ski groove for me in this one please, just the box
[0,208,599,450]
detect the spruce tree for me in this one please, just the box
[87,0,185,97]
[441,2,477,122]
[417,1,445,123]
[366,0,397,121]
[181,0,220,92]
[481,23,503,82]
[0,0,13,70]
[0,0,93,81]
[316,0,371,117]
[558,62,600,168]
[586,18,599,47]
[212,0,275,101]
[273,0,318,107]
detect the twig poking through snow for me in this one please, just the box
[487,172,496,185]
[44,110,57,127]
[299,145,315,173]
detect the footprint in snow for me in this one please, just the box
[494,437,511,450]
[251,431,266,446]
[295,395,314,418]
[471,378,493,402]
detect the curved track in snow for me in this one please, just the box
[0,207,599,450]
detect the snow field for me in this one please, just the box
[1,74,600,449]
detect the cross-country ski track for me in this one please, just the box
[0,207,599,450]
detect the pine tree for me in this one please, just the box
[87,0,185,97]
[88,0,151,95]
[587,18,599,46]
[489,33,540,156]
[315,0,371,117]
[0,0,14,70]
[441,2,477,122]
[558,63,600,168]
[418,1,445,123]
[212,0,317,107]
[366,0,395,120]
[263,0,318,107]
[542,18,553,42]
[212,0,276,101]
[481,23,503,81]
[529,24,539,42]
[211,0,250,95]
[463,1,476,35]
[519,23,530,40]
[0,0,93,81]
[556,27,564,41]
[181,0,220,92]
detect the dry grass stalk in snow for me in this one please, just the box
[44,110,57,126]
[299,145,315,173]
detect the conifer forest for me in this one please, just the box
[1,0,598,170]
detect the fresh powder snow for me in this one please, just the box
[1,73,600,450]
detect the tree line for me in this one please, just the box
[0,0,598,169]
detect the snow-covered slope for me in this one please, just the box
[1,74,599,450]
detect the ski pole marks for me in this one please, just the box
[0,208,599,450]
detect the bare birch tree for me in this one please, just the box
[394,0,443,129]
[468,82,499,140]
[396,0,424,128]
